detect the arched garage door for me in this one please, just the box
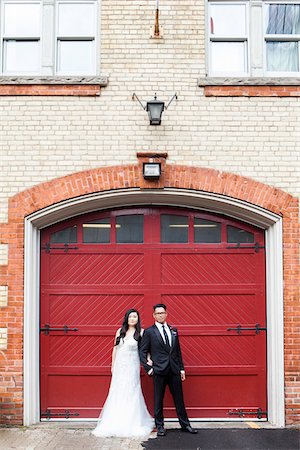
[40,207,267,420]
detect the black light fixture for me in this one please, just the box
[146,94,164,125]
[132,92,177,125]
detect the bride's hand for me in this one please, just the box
[147,358,153,366]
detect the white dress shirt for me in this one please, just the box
[155,321,172,345]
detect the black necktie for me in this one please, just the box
[162,325,171,348]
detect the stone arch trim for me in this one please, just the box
[0,163,299,426]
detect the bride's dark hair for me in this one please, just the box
[115,308,142,346]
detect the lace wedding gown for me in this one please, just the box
[92,335,154,438]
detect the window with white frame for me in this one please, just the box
[265,3,300,73]
[0,0,98,76]
[2,1,41,74]
[208,1,300,76]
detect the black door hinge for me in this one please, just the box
[227,324,267,335]
[226,242,265,253]
[40,324,78,335]
[42,242,78,253]
[228,408,267,419]
[41,409,80,419]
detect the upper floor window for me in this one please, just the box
[0,0,97,76]
[209,2,248,76]
[266,4,300,73]
[208,1,300,76]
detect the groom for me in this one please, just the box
[139,303,197,436]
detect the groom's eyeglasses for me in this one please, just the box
[154,312,166,315]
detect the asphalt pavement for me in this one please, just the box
[142,428,300,450]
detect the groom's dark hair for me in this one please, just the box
[153,303,167,311]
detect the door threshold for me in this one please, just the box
[40,418,271,426]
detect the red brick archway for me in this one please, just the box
[0,156,299,425]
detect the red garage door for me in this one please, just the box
[40,207,267,420]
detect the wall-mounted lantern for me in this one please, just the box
[132,93,177,125]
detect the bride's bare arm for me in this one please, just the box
[111,328,121,373]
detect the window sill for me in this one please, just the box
[198,77,300,97]
[0,76,108,96]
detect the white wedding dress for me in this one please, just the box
[92,335,154,438]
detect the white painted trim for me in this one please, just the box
[23,188,285,427]
[24,221,40,426]
[265,218,285,427]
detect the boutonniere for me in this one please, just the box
[170,327,177,336]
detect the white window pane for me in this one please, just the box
[58,3,96,36]
[57,41,95,74]
[211,42,247,74]
[210,4,247,37]
[266,4,300,35]
[4,3,40,37]
[267,41,299,71]
[3,41,40,73]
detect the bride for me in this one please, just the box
[92,308,154,438]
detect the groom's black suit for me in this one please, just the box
[139,324,190,430]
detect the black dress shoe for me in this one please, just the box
[157,427,167,436]
[182,425,198,434]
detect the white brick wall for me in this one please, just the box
[0,327,8,350]
[0,0,299,222]
[0,244,8,265]
[0,286,8,308]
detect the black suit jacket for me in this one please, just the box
[139,324,185,376]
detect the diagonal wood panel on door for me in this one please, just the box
[40,207,266,420]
